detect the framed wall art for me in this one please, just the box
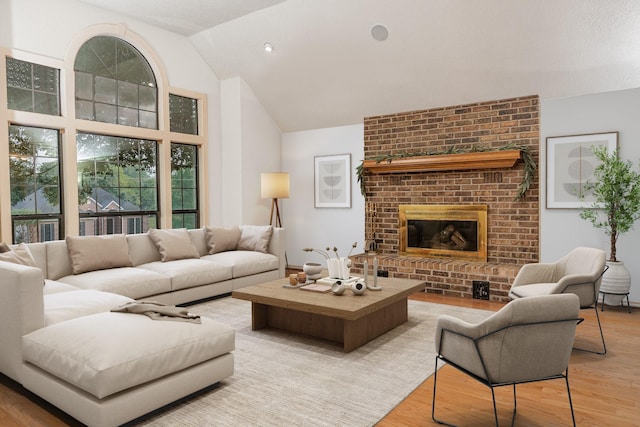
[314,154,351,208]
[546,131,618,208]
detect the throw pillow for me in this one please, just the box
[238,225,273,253]
[0,242,10,253]
[0,243,37,267]
[148,228,200,262]
[66,235,133,275]
[204,226,241,254]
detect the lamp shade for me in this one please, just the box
[261,172,290,199]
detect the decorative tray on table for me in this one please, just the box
[282,281,315,289]
[315,276,361,286]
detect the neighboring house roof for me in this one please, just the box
[12,188,60,214]
[81,187,141,212]
[14,187,141,214]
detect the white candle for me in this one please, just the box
[364,260,368,285]
[373,257,378,287]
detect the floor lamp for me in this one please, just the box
[261,172,290,228]
[261,172,289,268]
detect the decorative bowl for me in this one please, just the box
[303,262,323,280]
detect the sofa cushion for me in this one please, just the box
[0,243,37,267]
[149,228,200,262]
[22,312,235,399]
[66,235,133,274]
[46,240,73,280]
[203,251,279,278]
[57,267,171,299]
[43,281,80,295]
[137,259,232,291]
[509,283,558,299]
[127,233,161,266]
[238,225,273,253]
[205,226,241,254]
[188,228,208,256]
[44,290,134,326]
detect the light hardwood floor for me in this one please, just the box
[0,293,637,426]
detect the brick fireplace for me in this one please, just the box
[352,95,540,302]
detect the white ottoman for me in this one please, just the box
[21,311,235,426]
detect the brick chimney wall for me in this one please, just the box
[354,95,540,301]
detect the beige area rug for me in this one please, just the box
[132,297,492,427]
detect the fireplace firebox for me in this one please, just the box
[399,205,487,262]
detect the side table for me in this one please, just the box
[599,291,632,313]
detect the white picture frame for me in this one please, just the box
[546,132,618,209]
[314,154,351,208]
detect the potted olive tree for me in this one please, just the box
[580,145,640,304]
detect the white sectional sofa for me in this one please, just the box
[0,226,285,426]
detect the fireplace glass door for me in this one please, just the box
[399,205,487,262]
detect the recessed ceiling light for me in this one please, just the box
[264,42,274,53]
[371,24,389,42]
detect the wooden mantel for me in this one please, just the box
[362,150,522,174]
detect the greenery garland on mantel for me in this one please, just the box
[356,143,537,201]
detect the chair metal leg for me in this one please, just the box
[574,305,606,355]
[594,304,607,354]
[431,356,456,426]
[565,370,577,427]
[510,384,517,427]
[433,355,511,427]
[490,387,499,426]
[431,356,440,424]
[491,385,517,427]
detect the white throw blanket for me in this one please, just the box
[111,301,201,324]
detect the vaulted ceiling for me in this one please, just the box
[77,0,640,132]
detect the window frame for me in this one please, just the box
[171,142,199,229]
[0,26,208,243]
[6,56,61,116]
[74,36,158,129]
[76,132,160,236]
[169,93,198,135]
[8,124,65,243]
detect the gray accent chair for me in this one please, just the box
[432,294,581,427]
[508,247,607,354]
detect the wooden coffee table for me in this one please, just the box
[232,276,425,352]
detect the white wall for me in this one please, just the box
[220,78,244,225]
[541,88,640,304]
[239,79,283,226]
[282,124,365,268]
[220,77,282,225]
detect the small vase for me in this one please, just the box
[327,257,350,279]
[600,261,631,306]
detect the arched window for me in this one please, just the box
[73,36,160,235]
[74,36,157,129]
